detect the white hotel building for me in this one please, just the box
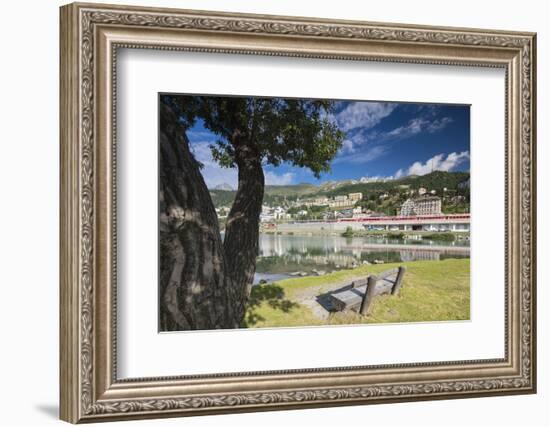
[400,195,442,216]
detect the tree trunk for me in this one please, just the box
[159,102,265,330]
[159,103,239,331]
[223,139,265,322]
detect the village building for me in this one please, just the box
[304,196,329,207]
[329,195,353,208]
[400,195,442,216]
[348,192,363,202]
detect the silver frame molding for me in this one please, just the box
[60,2,537,423]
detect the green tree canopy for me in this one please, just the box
[163,95,344,178]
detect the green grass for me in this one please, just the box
[244,258,470,328]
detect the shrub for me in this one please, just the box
[341,226,354,237]
[421,232,455,241]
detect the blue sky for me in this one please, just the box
[185,100,470,189]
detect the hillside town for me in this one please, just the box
[216,183,469,229]
[251,188,444,222]
[210,171,471,236]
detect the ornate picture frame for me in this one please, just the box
[60,2,536,423]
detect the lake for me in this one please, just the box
[254,233,470,284]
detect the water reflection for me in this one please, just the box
[254,233,469,284]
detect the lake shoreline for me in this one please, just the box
[253,232,470,284]
[262,228,470,239]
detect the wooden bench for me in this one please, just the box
[328,266,406,316]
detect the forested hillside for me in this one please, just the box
[209,171,470,215]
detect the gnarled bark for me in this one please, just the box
[223,138,265,323]
[159,103,237,331]
[159,103,265,330]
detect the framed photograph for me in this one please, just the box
[60,2,537,423]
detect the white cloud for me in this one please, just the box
[334,145,389,164]
[341,139,356,154]
[337,112,452,155]
[189,141,214,163]
[335,129,373,155]
[336,102,396,132]
[189,141,238,189]
[265,171,295,186]
[394,151,470,178]
[387,118,425,138]
[189,141,295,189]
[385,116,453,140]
[427,117,453,132]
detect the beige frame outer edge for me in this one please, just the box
[60,2,537,423]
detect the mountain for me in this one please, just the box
[209,171,470,211]
[264,183,316,196]
[209,183,317,208]
[212,183,234,191]
[286,171,467,201]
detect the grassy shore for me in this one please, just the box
[243,258,470,328]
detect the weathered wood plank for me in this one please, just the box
[328,267,405,314]
[329,287,365,311]
[375,275,397,296]
[360,276,378,315]
[351,278,369,288]
[391,266,406,295]
[376,268,399,280]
